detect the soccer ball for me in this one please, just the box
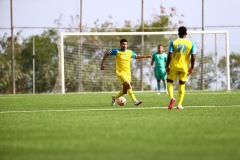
[117,96,126,106]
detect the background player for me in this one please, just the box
[166,26,196,110]
[151,44,168,95]
[100,39,152,106]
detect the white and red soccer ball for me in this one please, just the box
[117,96,126,106]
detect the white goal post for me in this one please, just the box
[60,31,230,94]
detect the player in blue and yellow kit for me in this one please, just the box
[151,44,168,95]
[166,26,196,110]
[100,39,152,106]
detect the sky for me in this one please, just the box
[0,0,240,52]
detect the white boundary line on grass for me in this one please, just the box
[0,105,240,114]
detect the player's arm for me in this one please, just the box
[188,54,196,75]
[151,59,154,67]
[100,51,110,70]
[135,55,152,59]
[150,55,155,68]
[188,42,196,75]
[166,41,174,73]
[166,52,173,73]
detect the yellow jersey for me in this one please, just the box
[168,38,196,72]
[109,49,136,76]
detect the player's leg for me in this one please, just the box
[111,76,127,106]
[160,68,168,94]
[166,70,176,99]
[166,70,177,109]
[157,80,161,94]
[177,82,185,110]
[154,68,161,94]
[115,76,125,98]
[125,82,142,106]
[162,79,168,94]
[115,90,124,99]
[118,75,142,106]
[177,72,188,109]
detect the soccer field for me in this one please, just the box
[0,91,240,160]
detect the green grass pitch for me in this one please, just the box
[0,91,240,160]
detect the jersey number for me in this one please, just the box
[177,44,187,54]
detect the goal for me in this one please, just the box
[58,31,230,94]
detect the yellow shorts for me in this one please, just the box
[167,70,188,82]
[117,74,131,85]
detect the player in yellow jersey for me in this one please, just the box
[166,26,196,110]
[100,39,152,106]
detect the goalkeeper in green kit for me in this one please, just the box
[151,44,168,95]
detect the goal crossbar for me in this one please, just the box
[61,31,229,36]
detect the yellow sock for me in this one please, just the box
[127,89,137,102]
[178,84,185,106]
[115,90,124,99]
[167,82,174,99]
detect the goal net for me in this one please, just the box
[58,31,230,94]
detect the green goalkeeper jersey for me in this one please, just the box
[152,52,167,69]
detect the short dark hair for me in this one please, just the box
[120,39,128,44]
[178,26,187,36]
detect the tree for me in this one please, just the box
[21,29,58,93]
[0,31,23,93]
[218,53,240,89]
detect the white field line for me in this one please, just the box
[0,105,240,114]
